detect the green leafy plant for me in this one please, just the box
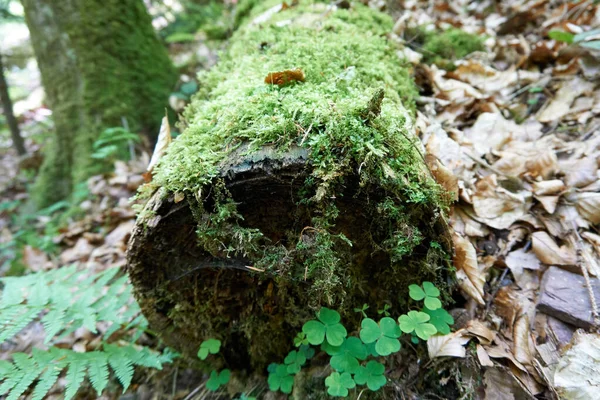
[266,281,453,397]
[325,372,356,397]
[323,337,367,374]
[195,338,231,392]
[91,127,139,162]
[267,364,294,394]
[0,266,176,399]
[354,361,386,391]
[398,311,437,340]
[302,307,347,346]
[409,281,442,310]
[359,317,401,356]
[206,369,231,391]
[548,28,600,50]
[197,338,221,360]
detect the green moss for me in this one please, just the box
[418,27,485,69]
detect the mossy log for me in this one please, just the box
[127,0,452,371]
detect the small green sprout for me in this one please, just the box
[322,337,367,373]
[359,317,401,356]
[197,338,221,360]
[398,311,437,340]
[377,303,391,317]
[354,360,387,391]
[206,369,230,391]
[293,331,309,347]
[268,364,294,394]
[409,281,441,310]
[325,371,356,397]
[302,307,347,346]
[354,303,369,318]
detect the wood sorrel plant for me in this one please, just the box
[267,281,454,397]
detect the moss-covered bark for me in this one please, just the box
[22,0,177,207]
[127,0,452,371]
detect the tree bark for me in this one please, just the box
[21,0,177,207]
[0,52,26,156]
[127,1,452,371]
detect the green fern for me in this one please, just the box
[0,266,178,398]
[0,346,177,399]
[0,266,146,345]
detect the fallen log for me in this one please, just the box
[127,0,452,370]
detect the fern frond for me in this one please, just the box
[41,309,66,343]
[31,366,62,400]
[7,353,42,400]
[64,355,87,400]
[0,307,41,344]
[105,344,134,392]
[0,265,142,344]
[87,352,109,395]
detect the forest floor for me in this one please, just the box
[1,0,600,399]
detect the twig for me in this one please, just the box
[570,225,600,329]
[182,383,204,400]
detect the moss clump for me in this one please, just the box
[133,0,452,369]
[417,27,485,69]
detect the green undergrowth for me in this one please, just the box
[412,26,485,69]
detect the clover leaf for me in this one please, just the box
[354,360,387,391]
[268,364,294,394]
[398,311,437,340]
[284,350,307,374]
[197,338,221,360]
[325,371,356,397]
[359,317,401,356]
[206,369,230,391]
[302,307,347,346]
[409,282,441,310]
[323,337,367,373]
[423,307,454,335]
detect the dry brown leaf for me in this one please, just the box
[430,65,484,101]
[505,248,541,288]
[560,157,598,188]
[537,77,595,122]
[477,344,494,367]
[531,231,577,265]
[453,61,541,94]
[425,154,458,201]
[22,245,51,272]
[535,195,559,214]
[427,329,471,358]
[146,115,172,177]
[553,331,600,400]
[466,320,496,345]
[513,314,535,366]
[264,68,305,86]
[526,150,558,179]
[453,234,485,304]
[572,192,600,224]
[533,180,566,196]
[451,207,490,237]
[484,368,520,400]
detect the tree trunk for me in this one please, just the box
[127,1,452,371]
[21,0,177,207]
[0,52,26,156]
